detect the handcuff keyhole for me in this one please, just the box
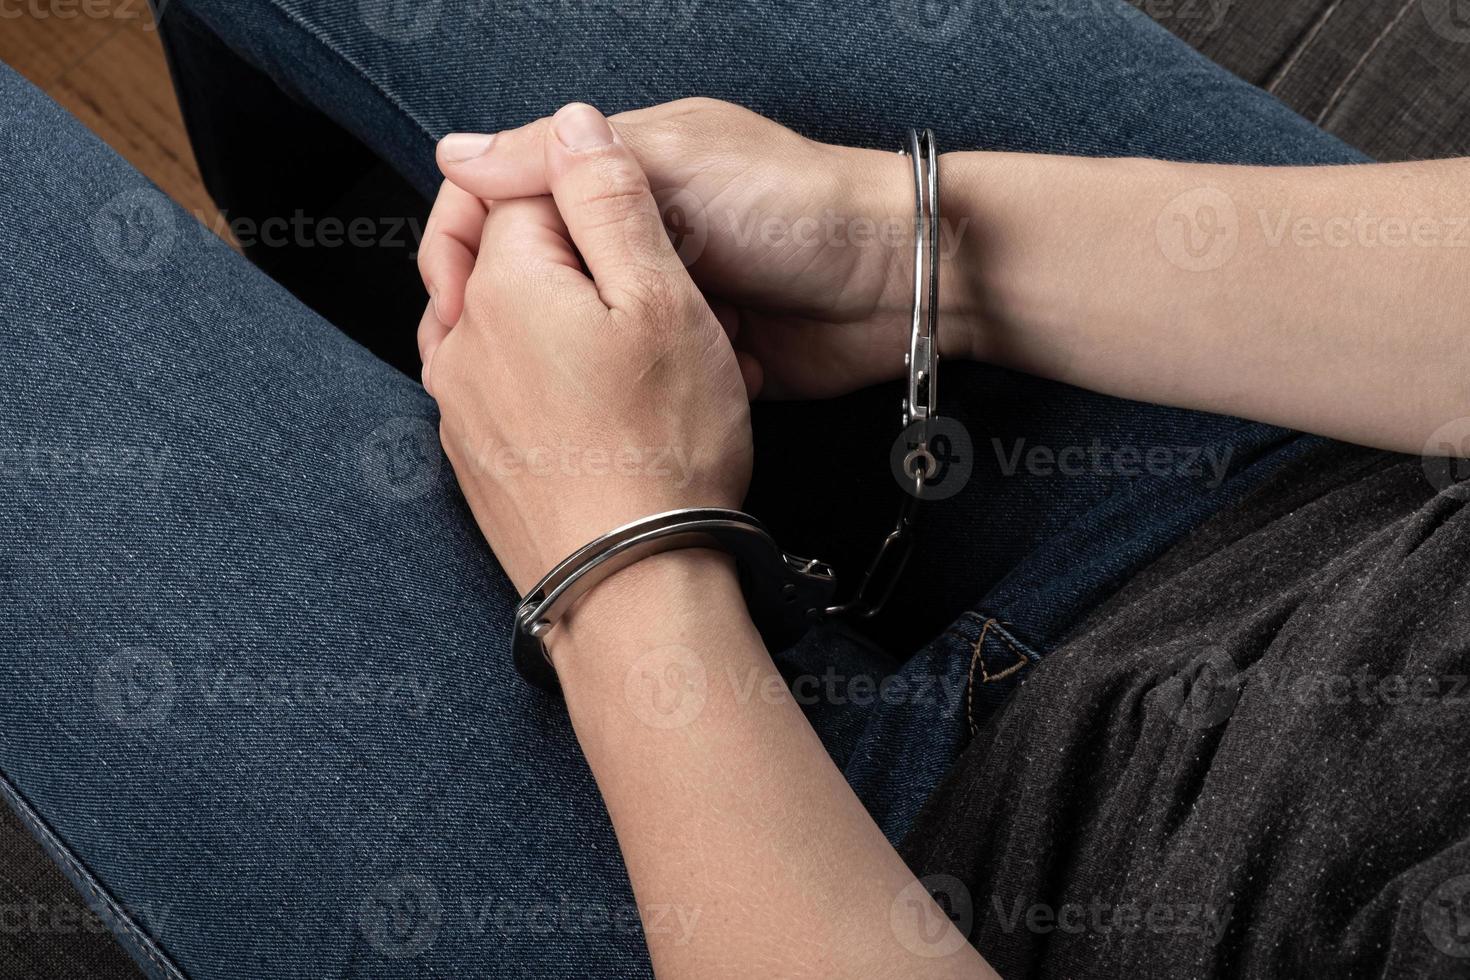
[905,447,936,482]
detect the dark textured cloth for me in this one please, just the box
[1132,0,1470,162]
[0,804,146,980]
[902,442,1470,978]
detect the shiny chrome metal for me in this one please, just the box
[829,128,943,621]
[512,508,838,692]
[904,128,941,437]
[514,130,946,684]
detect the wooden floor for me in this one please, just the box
[1,0,218,218]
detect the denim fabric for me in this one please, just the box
[0,66,618,980]
[167,0,1366,195]
[1,1,1370,977]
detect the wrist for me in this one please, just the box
[547,548,749,694]
[935,150,989,362]
[936,150,1163,372]
[848,145,987,365]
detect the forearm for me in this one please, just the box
[943,152,1470,454]
[549,551,994,980]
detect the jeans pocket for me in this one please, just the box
[937,612,1046,738]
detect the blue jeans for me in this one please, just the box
[0,1,1367,977]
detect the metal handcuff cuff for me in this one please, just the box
[512,130,943,693]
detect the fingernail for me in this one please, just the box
[429,287,445,323]
[439,133,495,163]
[553,103,614,151]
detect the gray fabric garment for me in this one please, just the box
[902,442,1470,978]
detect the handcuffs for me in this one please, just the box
[512,130,943,693]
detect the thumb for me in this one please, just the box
[543,102,690,312]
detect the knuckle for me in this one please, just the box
[624,264,679,311]
[464,259,564,325]
[622,219,673,269]
[665,96,733,119]
[510,257,567,299]
[579,156,650,214]
[639,121,698,162]
[633,99,769,178]
[609,265,678,320]
[642,102,723,155]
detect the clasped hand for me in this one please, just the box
[415,100,970,592]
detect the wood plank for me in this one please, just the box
[1,0,224,221]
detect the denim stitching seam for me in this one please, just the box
[951,616,1035,735]
[0,773,187,980]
